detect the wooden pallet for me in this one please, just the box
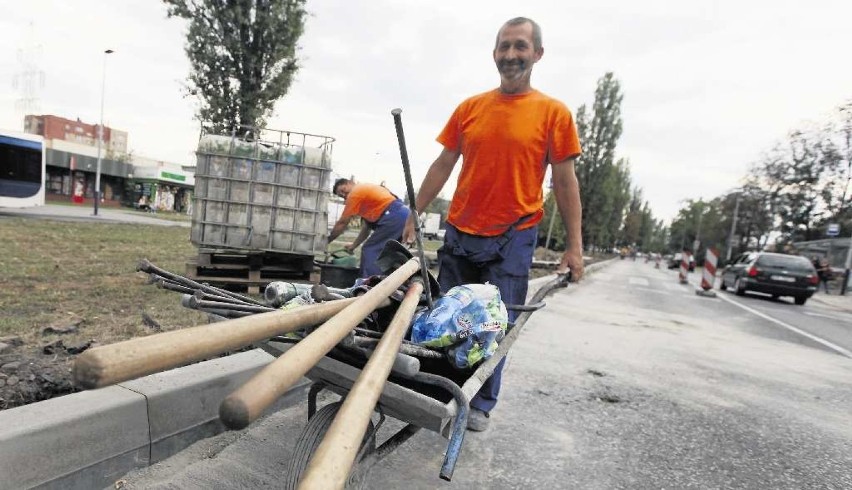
[186,248,317,294]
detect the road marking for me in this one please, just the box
[663,283,687,292]
[716,293,852,358]
[615,284,699,299]
[629,277,650,286]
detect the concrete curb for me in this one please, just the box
[0,349,307,490]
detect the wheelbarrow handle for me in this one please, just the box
[505,301,546,312]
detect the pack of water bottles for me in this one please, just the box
[410,283,508,369]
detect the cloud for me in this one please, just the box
[2,0,852,224]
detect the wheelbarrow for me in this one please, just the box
[257,272,571,488]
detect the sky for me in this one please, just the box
[2,0,851,222]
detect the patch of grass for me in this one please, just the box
[0,217,207,346]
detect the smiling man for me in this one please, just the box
[403,17,584,431]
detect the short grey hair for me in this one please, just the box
[496,17,543,51]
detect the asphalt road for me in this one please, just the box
[713,279,852,358]
[120,259,852,489]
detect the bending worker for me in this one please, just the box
[403,17,584,431]
[328,178,409,277]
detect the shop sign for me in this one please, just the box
[160,171,186,182]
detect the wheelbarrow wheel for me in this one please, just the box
[285,401,376,489]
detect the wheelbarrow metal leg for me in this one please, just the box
[373,423,421,462]
[410,371,469,482]
[307,382,327,419]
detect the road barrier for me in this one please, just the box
[696,248,719,298]
[679,254,689,284]
[702,248,718,290]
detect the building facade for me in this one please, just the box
[24,114,194,213]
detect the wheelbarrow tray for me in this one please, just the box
[262,340,458,434]
[256,274,568,485]
[259,272,560,437]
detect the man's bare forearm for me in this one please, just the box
[552,159,583,253]
[349,220,371,249]
[328,220,349,243]
[414,148,460,213]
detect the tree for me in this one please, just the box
[574,72,630,250]
[164,0,307,133]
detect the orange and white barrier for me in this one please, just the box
[679,255,689,284]
[702,248,718,290]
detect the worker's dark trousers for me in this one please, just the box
[360,200,409,277]
[437,223,537,413]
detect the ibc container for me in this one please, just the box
[190,127,334,256]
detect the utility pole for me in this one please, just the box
[726,192,741,263]
[93,48,113,216]
[842,231,852,296]
[694,203,704,255]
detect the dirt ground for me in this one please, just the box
[0,336,80,410]
[0,244,598,411]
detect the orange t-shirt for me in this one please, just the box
[340,183,397,223]
[438,89,582,236]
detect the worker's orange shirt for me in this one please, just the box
[340,183,397,223]
[438,89,581,236]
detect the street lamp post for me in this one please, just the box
[93,49,114,216]
[726,191,741,263]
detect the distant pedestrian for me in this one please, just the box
[815,257,833,294]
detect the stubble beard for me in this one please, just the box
[498,60,532,92]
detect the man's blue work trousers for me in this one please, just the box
[437,223,538,413]
[360,199,409,277]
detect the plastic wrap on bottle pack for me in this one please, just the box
[279,291,315,311]
[411,283,508,369]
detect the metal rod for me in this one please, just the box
[353,337,444,359]
[137,259,265,306]
[391,108,435,310]
[156,279,195,295]
[190,298,275,314]
[193,289,255,306]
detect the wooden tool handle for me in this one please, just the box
[298,281,424,489]
[219,258,421,430]
[72,298,357,389]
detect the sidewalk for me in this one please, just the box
[0,203,190,227]
[809,290,852,313]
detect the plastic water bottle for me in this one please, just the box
[411,286,475,345]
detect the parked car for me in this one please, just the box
[719,252,818,305]
[667,252,695,271]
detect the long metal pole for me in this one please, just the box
[93,49,113,216]
[391,108,434,310]
[726,192,741,262]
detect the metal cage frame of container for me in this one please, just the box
[191,125,336,257]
